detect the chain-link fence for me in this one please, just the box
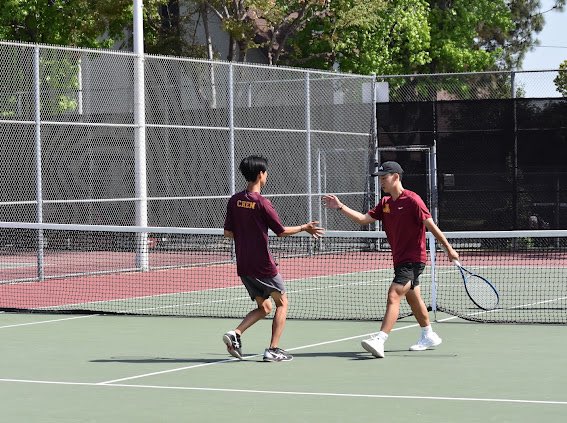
[376,69,566,101]
[1,40,565,232]
[0,41,375,230]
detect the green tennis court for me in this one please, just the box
[1,225,566,421]
[1,311,566,423]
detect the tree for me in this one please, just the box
[145,0,209,57]
[201,0,264,62]
[200,0,330,63]
[284,0,565,74]
[250,0,331,65]
[427,0,513,73]
[554,60,567,96]
[431,0,565,71]
[503,0,566,68]
[0,0,170,49]
[283,0,430,74]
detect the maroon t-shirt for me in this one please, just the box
[368,190,431,266]
[224,190,285,278]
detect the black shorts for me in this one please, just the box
[393,263,425,289]
[240,274,286,300]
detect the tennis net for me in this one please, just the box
[0,222,565,323]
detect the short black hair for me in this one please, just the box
[239,155,268,182]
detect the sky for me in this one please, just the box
[521,0,567,71]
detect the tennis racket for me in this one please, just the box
[453,260,499,311]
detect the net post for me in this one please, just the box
[427,231,438,321]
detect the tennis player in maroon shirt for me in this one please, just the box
[323,161,459,358]
[223,155,324,362]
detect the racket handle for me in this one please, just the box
[453,259,461,267]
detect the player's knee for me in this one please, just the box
[259,301,273,315]
[387,288,404,304]
[273,295,288,310]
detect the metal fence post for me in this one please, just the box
[369,74,379,228]
[134,0,148,270]
[305,72,313,224]
[33,46,44,280]
[229,63,236,196]
[512,70,519,229]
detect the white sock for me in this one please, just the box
[422,325,433,335]
[377,331,389,341]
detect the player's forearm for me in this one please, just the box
[337,204,373,225]
[425,220,448,246]
[425,219,457,258]
[278,225,305,237]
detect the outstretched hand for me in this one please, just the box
[321,195,343,210]
[303,221,325,239]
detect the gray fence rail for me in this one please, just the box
[0,41,376,232]
[1,41,564,232]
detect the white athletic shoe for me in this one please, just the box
[263,347,293,362]
[409,331,442,351]
[361,335,385,358]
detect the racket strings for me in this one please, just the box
[466,275,499,310]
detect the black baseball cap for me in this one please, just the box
[371,161,404,176]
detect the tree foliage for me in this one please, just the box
[285,0,430,74]
[0,0,564,75]
[554,60,567,97]
[0,0,169,50]
[427,0,513,72]
[201,0,330,62]
[283,0,565,74]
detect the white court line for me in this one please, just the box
[97,320,446,384]
[0,314,96,329]
[0,262,37,269]
[0,378,565,405]
[1,310,563,407]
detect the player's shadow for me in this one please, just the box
[90,350,457,363]
[284,351,371,360]
[382,349,458,358]
[293,350,457,360]
[90,356,233,364]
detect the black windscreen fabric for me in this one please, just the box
[376,98,566,230]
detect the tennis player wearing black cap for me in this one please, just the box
[322,161,459,358]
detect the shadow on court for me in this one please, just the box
[90,357,233,364]
[291,350,458,360]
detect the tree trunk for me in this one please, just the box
[201,3,217,108]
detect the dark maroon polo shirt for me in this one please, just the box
[368,189,431,266]
[224,190,285,278]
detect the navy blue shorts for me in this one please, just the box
[393,263,426,289]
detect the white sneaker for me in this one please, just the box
[263,347,293,362]
[361,335,385,358]
[409,331,442,351]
